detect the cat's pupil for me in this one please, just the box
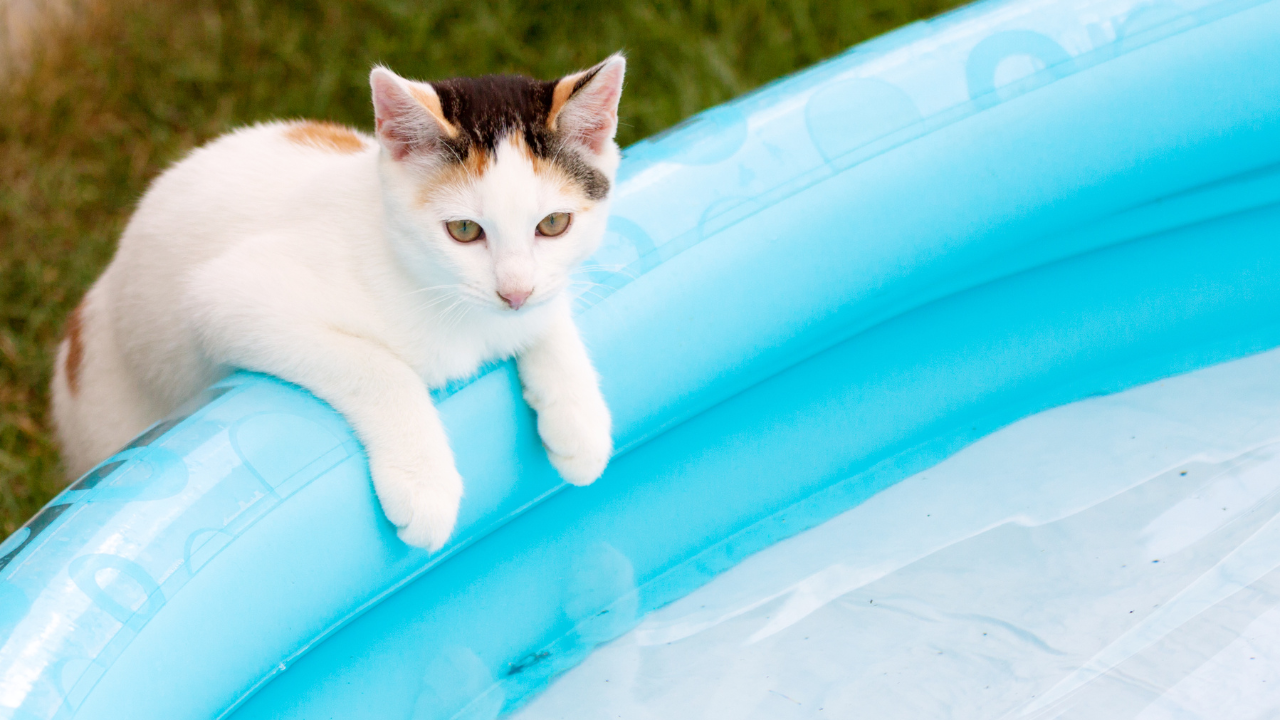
[537,212,571,237]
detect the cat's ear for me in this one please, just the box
[548,54,626,155]
[370,66,457,161]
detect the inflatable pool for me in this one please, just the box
[2,0,1279,715]
[514,347,1280,718]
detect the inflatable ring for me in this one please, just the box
[2,0,1279,716]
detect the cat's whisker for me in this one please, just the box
[568,283,611,301]
[408,296,457,313]
[400,283,462,298]
[570,280,615,293]
[577,288,611,303]
[407,289,468,316]
[439,300,472,335]
[440,297,463,317]
[429,299,462,332]
[409,293,461,313]
[573,290,610,303]
[573,265,636,280]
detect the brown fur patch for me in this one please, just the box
[531,154,592,206]
[463,145,491,175]
[64,302,85,396]
[416,134,598,209]
[413,69,611,201]
[407,85,460,138]
[512,133,594,205]
[283,121,369,153]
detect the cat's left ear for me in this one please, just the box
[548,53,626,156]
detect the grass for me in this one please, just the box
[0,0,967,537]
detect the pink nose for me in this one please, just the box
[498,288,532,310]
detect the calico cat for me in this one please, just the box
[50,56,625,551]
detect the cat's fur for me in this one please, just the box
[50,57,625,550]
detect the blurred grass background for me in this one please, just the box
[0,0,967,536]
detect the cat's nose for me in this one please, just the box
[497,288,532,310]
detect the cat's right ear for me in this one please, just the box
[370,67,457,161]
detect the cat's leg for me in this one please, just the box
[235,327,461,550]
[187,242,461,550]
[516,310,613,486]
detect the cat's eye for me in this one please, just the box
[446,219,484,243]
[535,212,572,238]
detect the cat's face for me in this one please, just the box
[370,57,625,316]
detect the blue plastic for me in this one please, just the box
[1,0,1279,715]
[513,347,1280,717]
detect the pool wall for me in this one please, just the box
[1,0,1279,716]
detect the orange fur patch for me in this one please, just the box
[416,136,596,209]
[546,72,584,132]
[407,85,460,138]
[64,302,85,396]
[531,156,574,195]
[415,152,489,205]
[283,121,369,153]
[507,132,537,163]
[531,153,596,208]
[464,146,491,175]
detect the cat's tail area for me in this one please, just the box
[50,280,162,481]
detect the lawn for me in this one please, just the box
[0,0,967,537]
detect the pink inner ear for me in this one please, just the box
[371,70,435,161]
[563,60,625,155]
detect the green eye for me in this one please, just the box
[446,219,484,243]
[536,212,572,238]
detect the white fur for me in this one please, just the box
[51,58,625,551]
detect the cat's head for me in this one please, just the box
[370,56,625,315]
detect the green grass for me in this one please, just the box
[0,0,967,537]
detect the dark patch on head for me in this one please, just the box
[428,74,611,201]
[554,152,611,202]
[570,66,603,95]
[430,75,557,159]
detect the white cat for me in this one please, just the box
[50,56,625,551]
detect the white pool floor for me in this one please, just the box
[514,348,1280,719]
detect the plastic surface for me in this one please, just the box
[516,347,1280,719]
[1,0,1279,715]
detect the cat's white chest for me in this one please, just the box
[392,306,546,389]
[409,336,499,387]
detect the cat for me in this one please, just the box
[49,56,625,551]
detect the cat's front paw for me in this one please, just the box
[369,453,463,552]
[536,397,613,487]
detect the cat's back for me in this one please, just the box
[121,120,381,259]
[174,119,377,185]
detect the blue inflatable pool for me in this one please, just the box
[2,0,1279,715]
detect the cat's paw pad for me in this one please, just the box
[370,458,462,552]
[537,400,613,487]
